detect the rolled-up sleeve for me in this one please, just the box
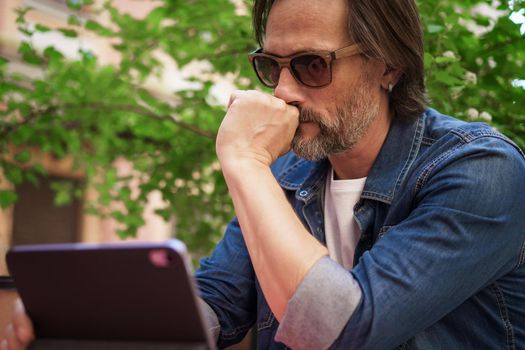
[275,256,362,349]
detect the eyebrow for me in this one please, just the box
[262,47,331,57]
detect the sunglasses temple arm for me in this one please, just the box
[333,44,362,59]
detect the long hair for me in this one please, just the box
[252,0,428,120]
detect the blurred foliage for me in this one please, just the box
[0,0,255,257]
[0,0,523,258]
[419,0,525,146]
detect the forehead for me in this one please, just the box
[264,0,351,54]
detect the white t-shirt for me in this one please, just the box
[323,168,367,270]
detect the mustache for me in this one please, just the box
[298,108,338,133]
[299,108,324,124]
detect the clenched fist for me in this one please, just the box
[216,90,299,168]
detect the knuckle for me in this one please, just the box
[273,98,287,112]
[232,89,245,98]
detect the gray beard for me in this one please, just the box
[291,85,379,161]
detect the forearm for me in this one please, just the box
[222,159,328,321]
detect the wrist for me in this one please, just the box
[217,148,274,173]
[220,153,271,178]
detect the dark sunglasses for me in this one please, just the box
[248,43,362,88]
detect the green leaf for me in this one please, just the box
[33,164,47,176]
[51,181,73,206]
[4,165,23,184]
[85,20,113,36]
[154,208,172,221]
[424,52,434,69]
[435,56,458,64]
[58,28,78,38]
[0,191,18,209]
[473,15,491,27]
[25,172,39,186]
[14,6,32,24]
[146,7,167,27]
[0,57,8,71]
[18,27,33,36]
[79,49,97,64]
[68,15,83,26]
[66,0,83,11]
[35,23,51,32]
[43,47,64,64]
[18,42,43,65]
[434,71,464,86]
[111,210,126,222]
[54,191,71,206]
[14,150,31,163]
[427,24,444,33]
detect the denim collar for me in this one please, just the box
[276,110,426,205]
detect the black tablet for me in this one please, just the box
[6,240,216,349]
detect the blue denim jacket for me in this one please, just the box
[196,108,525,349]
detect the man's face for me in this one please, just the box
[264,0,384,160]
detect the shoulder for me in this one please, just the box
[409,110,525,207]
[424,108,523,156]
[421,108,524,162]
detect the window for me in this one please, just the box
[12,176,83,245]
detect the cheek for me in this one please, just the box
[303,87,340,114]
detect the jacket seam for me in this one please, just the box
[517,234,525,269]
[415,130,525,198]
[413,143,463,195]
[377,225,393,241]
[277,159,307,188]
[360,191,393,203]
[451,128,525,158]
[451,127,501,143]
[490,283,516,350]
[391,115,424,203]
[257,309,275,331]
[220,323,254,340]
[421,136,435,146]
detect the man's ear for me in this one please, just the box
[381,67,402,92]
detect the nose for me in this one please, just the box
[273,67,304,105]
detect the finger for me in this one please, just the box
[4,323,23,350]
[283,103,300,127]
[228,90,269,109]
[12,299,34,345]
[286,102,300,116]
[227,90,245,109]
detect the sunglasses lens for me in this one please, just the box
[253,56,280,87]
[291,55,330,87]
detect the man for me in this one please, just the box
[4,0,525,349]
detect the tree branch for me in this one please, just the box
[0,106,56,139]
[61,102,217,139]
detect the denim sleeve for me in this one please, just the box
[329,136,525,349]
[198,298,220,342]
[195,217,256,348]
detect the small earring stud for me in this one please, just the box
[388,83,393,93]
